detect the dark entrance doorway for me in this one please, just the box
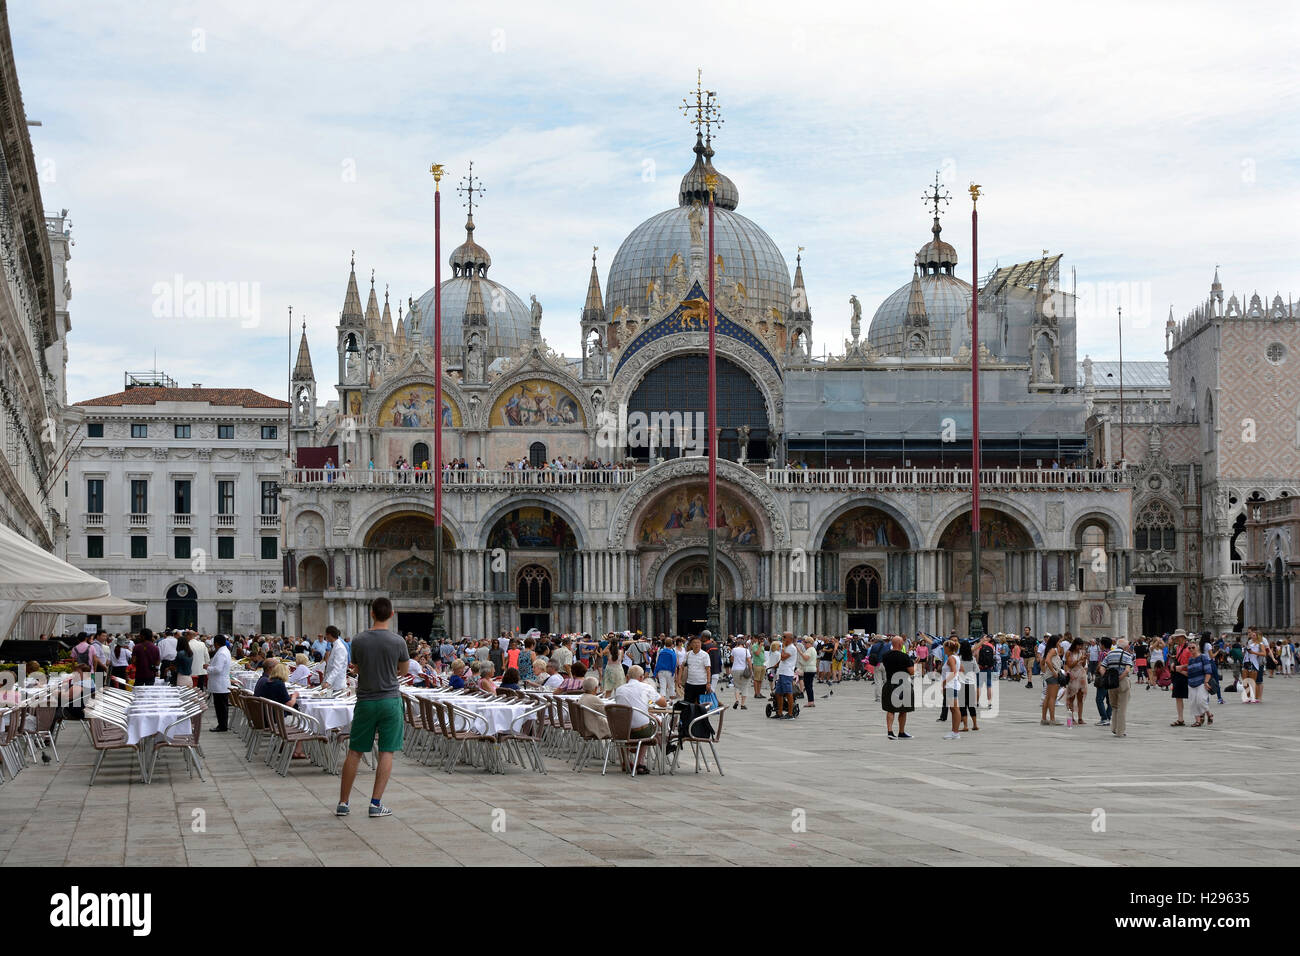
[847,612,878,632]
[1137,585,1178,637]
[520,612,550,633]
[398,611,433,641]
[676,592,708,636]
[165,582,197,631]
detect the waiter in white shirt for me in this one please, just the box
[321,625,350,691]
[207,635,233,732]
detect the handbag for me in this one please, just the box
[697,691,719,710]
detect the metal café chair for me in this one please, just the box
[259,698,330,776]
[601,704,656,778]
[671,705,726,776]
[146,711,207,781]
[83,709,149,784]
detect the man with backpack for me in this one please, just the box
[1019,627,1038,689]
[869,636,888,701]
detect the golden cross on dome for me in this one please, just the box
[681,70,723,146]
[923,171,950,219]
[457,161,485,218]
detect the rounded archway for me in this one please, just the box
[165,582,198,631]
[936,508,1035,633]
[364,512,459,639]
[626,354,770,461]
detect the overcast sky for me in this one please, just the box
[12,0,1300,403]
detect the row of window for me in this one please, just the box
[86,611,281,638]
[86,479,279,515]
[88,423,278,440]
[85,535,278,560]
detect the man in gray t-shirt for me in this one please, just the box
[351,625,409,701]
[338,597,408,820]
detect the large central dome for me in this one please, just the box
[605,136,791,326]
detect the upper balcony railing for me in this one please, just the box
[283,467,639,489]
[764,466,1130,489]
[282,464,1130,492]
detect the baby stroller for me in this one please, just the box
[764,666,802,719]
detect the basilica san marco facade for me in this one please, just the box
[278,118,1154,645]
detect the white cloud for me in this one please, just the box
[10,0,1299,401]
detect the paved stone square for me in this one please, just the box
[2,676,1298,867]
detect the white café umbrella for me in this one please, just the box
[0,524,110,645]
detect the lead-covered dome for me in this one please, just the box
[407,212,532,356]
[867,214,971,357]
[605,137,790,325]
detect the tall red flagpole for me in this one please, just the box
[431,163,447,643]
[705,173,719,638]
[968,183,983,643]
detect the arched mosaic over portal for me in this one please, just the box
[487,507,577,550]
[938,509,1033,551]
[636,484,761,548]
[821,507,909,550]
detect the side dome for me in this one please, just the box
[409,277,532,356]
[867,273,971,357]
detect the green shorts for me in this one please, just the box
[350,697,405,753]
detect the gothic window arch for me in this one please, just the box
[529,442,547,468]
[517,564,552,611]
[845,564,881,611]
[1135,500,1176,551]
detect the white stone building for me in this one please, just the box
[63,379,289,635]
[0,24,69,554]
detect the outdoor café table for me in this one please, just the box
[294,690,356,734]
[232,671,260,691]
[122,692,192,746]
[407,689,536,736]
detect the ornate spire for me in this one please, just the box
[380,284,394,343]
[906,265,929,327]
[450,162,492,277]
[364,269,381,333]
[582,247,606,324]
[790,246,810,319]
[916,173,957,275]
[465,271,487,327]
[393,302,407,351]
[678,72,737,210]
[341,251,364,326]
[292,321,314,380]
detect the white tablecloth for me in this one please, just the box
[405,690,538,736]
[125,706,191,745]
[232,671,260,691]
[296,695,356,733]
[445,700,535,735]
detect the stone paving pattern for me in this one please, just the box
[2,675,1298,866]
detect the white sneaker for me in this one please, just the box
[943,731,960,740]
